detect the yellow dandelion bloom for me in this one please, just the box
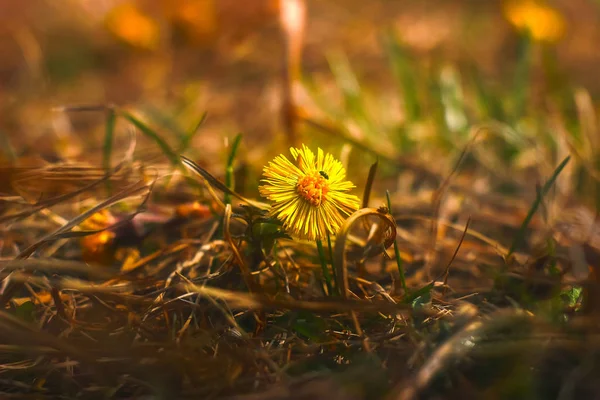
[503,0,566,43]
[259,145,360,241]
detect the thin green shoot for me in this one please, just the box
[102,107,116,193]
[224,134,243,205]
[507,155,571,257]
[180,111,208,152]
[386,190,407,294]
[121,111,182,169]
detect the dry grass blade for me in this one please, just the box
[0,162,130,224]
[391,309,535,400]
[334,208,397,300]
[0,258,113,279]
[7,272,132,293]
[0,344,60,355]
[0,177,153,307]
[224,204,259,292]
[333,207,397,352]
[426,127,484,278]
[181,155,268,211]
[300,115,397,164]
[16,178,152,259]
[298,114,443,180]
[118,242,192,275]
[395,214,510,256]
[181,283,409,314]
[0,310,112,383]
[54,104,111,113]
[362,159,378,209]
[442,216,471,290]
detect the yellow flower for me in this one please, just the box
[80,210,117,265]
[105,2,160,50]
[503,0,566,43]
[259,145,360,241]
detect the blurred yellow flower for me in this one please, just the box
[164,0,217,44]
[259,145,360,241]
[80,210,116,231]
[80,210,117,265]
[105,2,160,50]
[503,0,566,42]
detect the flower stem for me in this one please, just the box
[386,190,407,294]
[316,239,333,296]
[326,232,338,296]
[224,134,243,205]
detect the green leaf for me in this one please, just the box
[561,286,583,309]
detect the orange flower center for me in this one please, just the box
[296,172,330,207]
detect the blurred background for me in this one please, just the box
[1,0,600,190]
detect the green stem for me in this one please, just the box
[224,134,243,205]
[103,107,116,193]
[386,190,407,294]
[326,232,338,296]
[316,239,333,296]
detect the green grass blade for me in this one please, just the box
[102,108,116,193]
[180,155,268,210]
[224,134,243,205]
[181,111,208,152]
[507,155,571,257]
[512,31,532,119]
[386,190,407,294]
[326,51,362,115]
[403,282,433,304]
[103,108,116,170]
[121,111,181,168]
[142,104,188,144]
[381,31,421,122]
[470,64,505,121]
[326,51,375,135]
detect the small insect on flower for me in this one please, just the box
[259,145,361,241]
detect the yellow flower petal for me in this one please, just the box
[259,145,360,241]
